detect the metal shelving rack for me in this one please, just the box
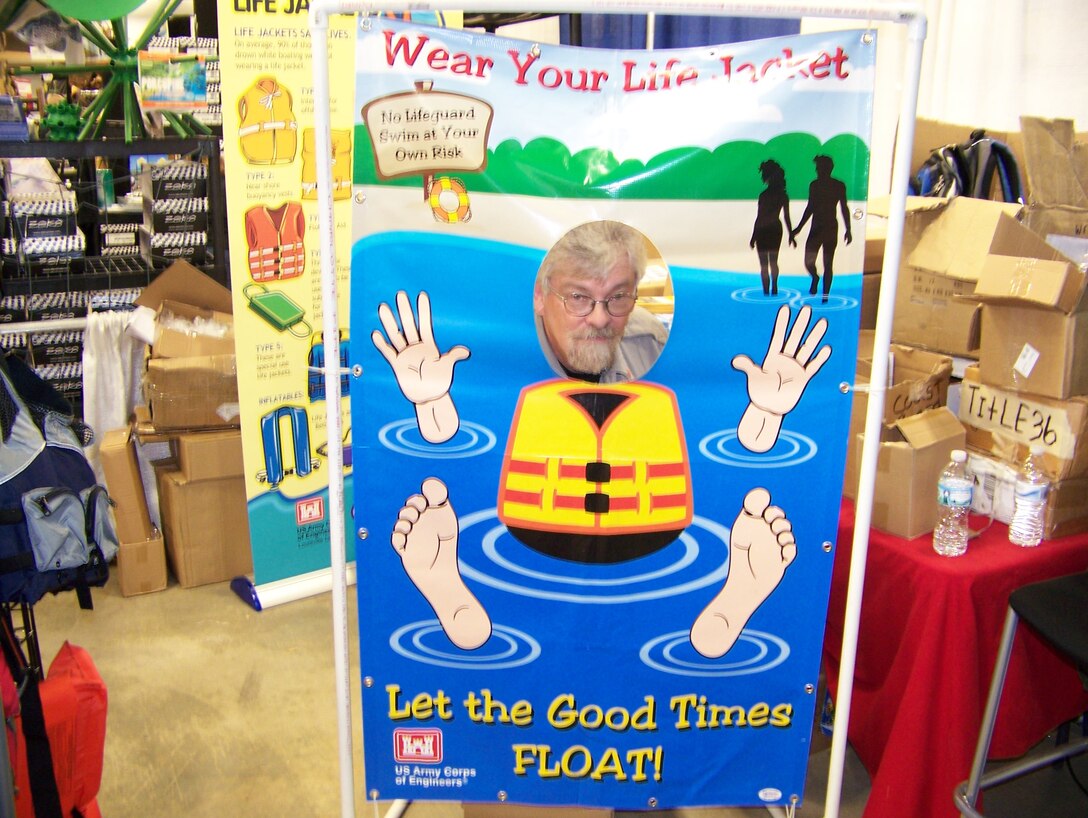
[0,135,229,293]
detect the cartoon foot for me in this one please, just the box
[690,487,797,659]
[392,477,492,650]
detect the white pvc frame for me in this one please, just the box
[307,3,927,817]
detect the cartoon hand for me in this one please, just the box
[372,291,469,444]
[844,229,853,245]
[732,305,831,453]
[788,234,797,248]
[690,487,797,659]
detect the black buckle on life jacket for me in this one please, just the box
[584,493,609,514]
[584,462,611,483]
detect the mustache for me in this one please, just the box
[570,327,617,341]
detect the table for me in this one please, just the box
[823,500,1088,818]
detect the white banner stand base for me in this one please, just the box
[231,564,358,611]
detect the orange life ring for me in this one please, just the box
[428,176,471,224]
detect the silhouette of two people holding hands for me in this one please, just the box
[753,154,852,302]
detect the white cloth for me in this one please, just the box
[82,310,144,481]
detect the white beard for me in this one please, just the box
[564,328,621,374]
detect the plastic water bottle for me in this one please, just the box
[934,449,972,557]
[1009,444,1050,547]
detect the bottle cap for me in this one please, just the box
[951,449,967,463]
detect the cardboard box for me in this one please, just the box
[175,429,244,481]
[99,427,155,543]
[1023,204,1088,242]
[864,218,886,273]
[969,217,1088,399]
[158,470,252,588]
[135,259,232,314]
[859,273,881,330]
[971,212,1085,312]
[859,406,966,539]
[958,366,1088,481]
[152,299,235,359]
[1018,117,1087,209]
[979,297,1088,400]
[876,196,1020,356]
[117,530,168,597]
[144,354,240,430]
[843,334,952,498]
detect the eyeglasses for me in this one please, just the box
[548,287,636,318]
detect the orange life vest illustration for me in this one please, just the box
[301,128,353,200]
[498,380,692,564]
[244,201,306,282]
[238,77,298,165]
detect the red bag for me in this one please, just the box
[40,642,107,818]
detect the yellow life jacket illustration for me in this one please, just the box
[301,128,353,200]
[244,201,305,282]
[498,380,692,564]
[238,76,298,165]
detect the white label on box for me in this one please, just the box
[1013,343,1040,378]
[959,379,1078,460]
[104,232,136,247]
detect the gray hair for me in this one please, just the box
[538,220,648,290]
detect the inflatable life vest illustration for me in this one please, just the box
[498,380,692,564]
[244,201,305,282]
[258,405,318,487]
[238,76,298,165]
[301,128,352,200]
[307,331,349,402]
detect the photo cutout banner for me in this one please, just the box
[351,17,875,810]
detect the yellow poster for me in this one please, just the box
[218,6,356,590]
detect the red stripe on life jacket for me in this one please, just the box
[507,459,547,477]
[646,462,687,478]
[650,493,688,510]
[502,489,542,508]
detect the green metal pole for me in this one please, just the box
[180,112,213,136]
[77,75,117,124]
[77,78,120,140]
[122,75,135,143]
[111,17,128,52]
[161,110,191,137]
[133,0,185,52]
[76,21,116,56]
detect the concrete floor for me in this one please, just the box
[30,576,1086,818]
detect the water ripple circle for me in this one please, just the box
[698,428,817,469]
[389,620,541,669]
[377,419,496,459]
[639,629,790,677]
[731,286,801,305]
[457,510,729,604]
[790,292,857,312]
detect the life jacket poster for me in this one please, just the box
[217,6,358,587]
[352,18,874,810]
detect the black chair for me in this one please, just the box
[954,569,1088,817]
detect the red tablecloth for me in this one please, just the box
[823,500,1088,818]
